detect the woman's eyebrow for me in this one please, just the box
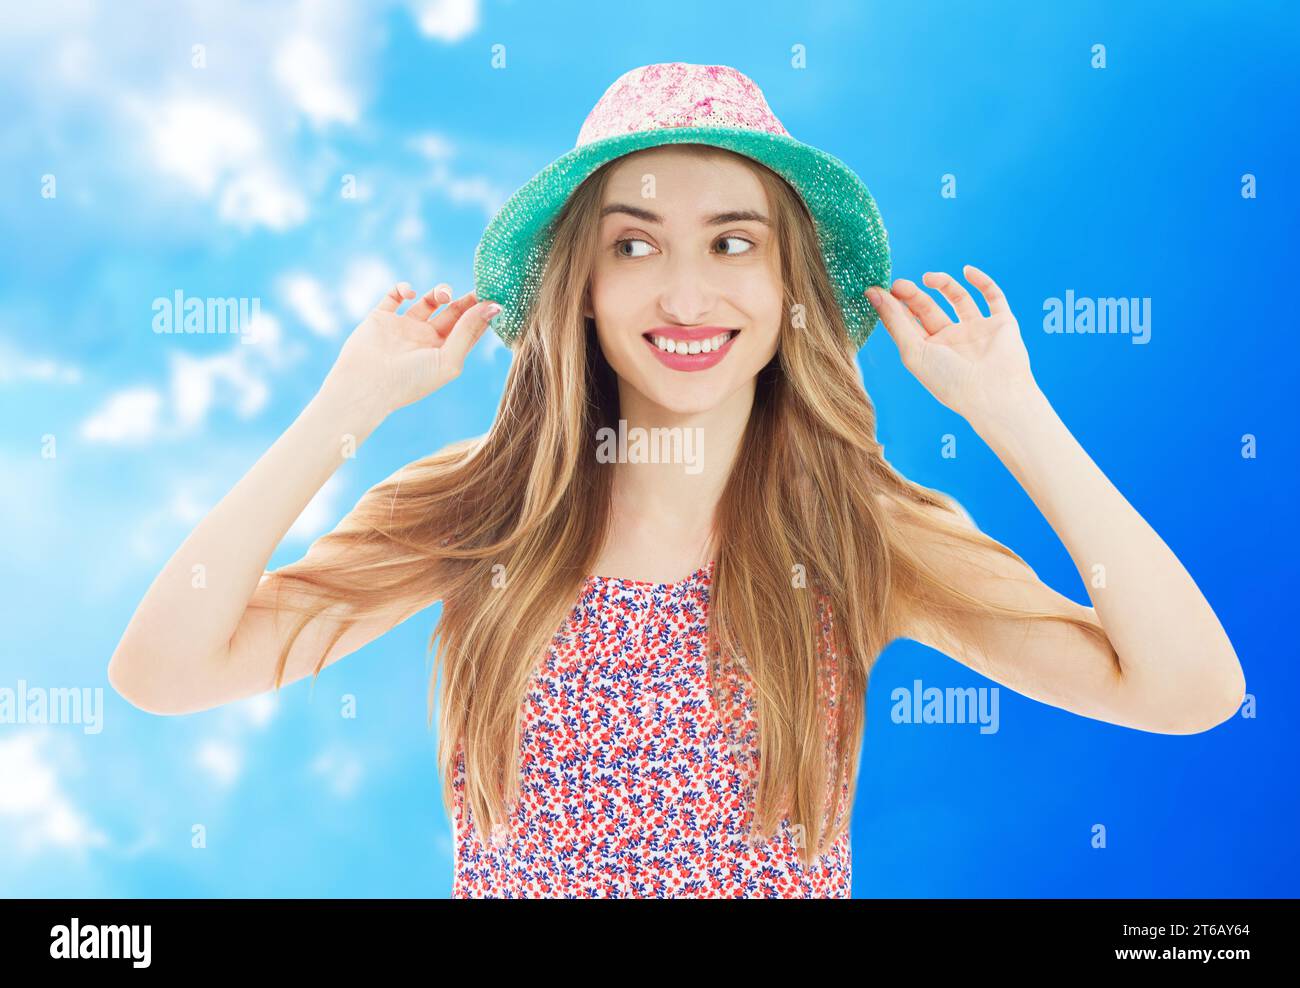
[599,203,771,226]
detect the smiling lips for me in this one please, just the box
[642,326,740,372]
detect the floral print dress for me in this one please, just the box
[450,559,852,898]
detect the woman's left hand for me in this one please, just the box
[866,265,1040,423]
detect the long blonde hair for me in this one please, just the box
[259,144,1109,867]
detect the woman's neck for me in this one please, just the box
[592,380,753,582]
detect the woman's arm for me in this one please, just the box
[108,390,387,715]
[108,282,499,715]
[869,268,1245,735]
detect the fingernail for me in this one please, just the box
[484,302,502,317]
[866,288,881,304]
[436,287,452,302]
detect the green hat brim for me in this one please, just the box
[473,126,891,350]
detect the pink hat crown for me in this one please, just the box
[575,62,790,147]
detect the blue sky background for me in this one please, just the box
[1,0,1296,897]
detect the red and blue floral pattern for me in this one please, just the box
[451,559,852,898]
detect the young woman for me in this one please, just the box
[108,63,1245,898]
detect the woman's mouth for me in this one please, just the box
[642,329,740,372]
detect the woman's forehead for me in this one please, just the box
[599,152,770,218]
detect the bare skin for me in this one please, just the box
[583,148,782,582]
[110,145,1246,735]
[587,147,1244,735]
[867,272,1245,734]
[107,284,499,715]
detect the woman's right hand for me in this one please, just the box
[318,281,500,423]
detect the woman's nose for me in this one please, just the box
[657,257,717,323]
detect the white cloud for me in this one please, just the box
[0,450,62,567]
[281,273,341,337]
[394,215,425,245]
[80,387,163,444]
[0,732,110,857]
[130,93,310,234]
[427,158,507,220]
[81,311,298,447]
[340,257,398,321]
[212,691,279,735]
[0,337,83,385]
[274,35,359,127]
[130,481,227,562]
[195,738,242,789]
[408,133,455,160]
[51,35,95,88]
[440,171,503,216]
[243,312,291,368]
[188,691,280,797]
[185,678,281,799]
[169,350,270,428]
[408,134,507,220]
[146,97,263,197]
[338,173,376,203]
[409,0,480,42]
[310,745,365,798]
[169,355,217,429]
[0,1,487,243]
[218,166,309,232]
[235,692,279,730]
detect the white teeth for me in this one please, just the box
[650,331,734,354]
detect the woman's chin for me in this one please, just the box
[633,374,741,418]
[602,340,765,417]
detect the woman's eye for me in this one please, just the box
[716,235,756,256]
[614,237,655,258]
[613,235,755,258]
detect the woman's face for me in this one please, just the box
[586,147,783,416]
